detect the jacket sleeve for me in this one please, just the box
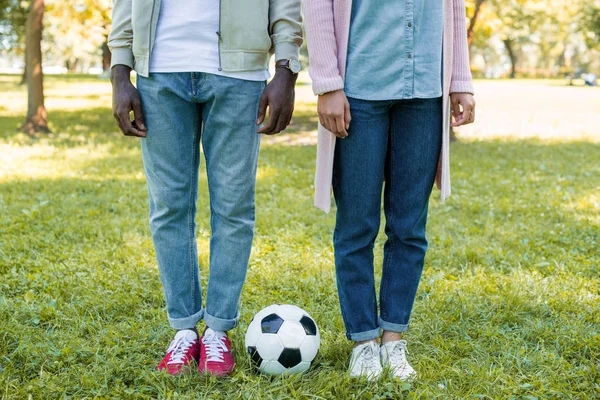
[450,0,474,94]
[269,0,303,63]
[303,0,344,95]
[108,0,135,69]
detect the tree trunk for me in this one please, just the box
[467,0,485,52]
[21,0,49,134]
[503,39,517,79]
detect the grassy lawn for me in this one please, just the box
[0,75,598,399]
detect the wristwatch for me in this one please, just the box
[276,58,301,74]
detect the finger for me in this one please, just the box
[451,98,462,121]
[344,105,352,130]
[132,98,147,133]
[323,116,336,136]
[285,107,293,129]
[272,108,289,134]
[280,107,294,133]
[329,117,344,138]
[121,111,146,138]
[256,94,268,125]
[451,112,469,127]
[258,108,278,134]
[335,116,348,138]
[113,110,128,135]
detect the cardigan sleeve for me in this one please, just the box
[303,0,345,95]
[450,0,475,94]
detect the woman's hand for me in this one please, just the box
[317,90,351,138]
[450,93,476,127]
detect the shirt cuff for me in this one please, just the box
[273,40,301,63]
[110,47,134,70]
[312,76,345,96]
[449,80,474,95]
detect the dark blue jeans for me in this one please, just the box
[332,96,442,341]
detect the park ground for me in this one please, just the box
[0,74,599,399]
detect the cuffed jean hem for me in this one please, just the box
[204,311,239,332]
[168,308,204,330]
[379,317,409,333]
[347,327,381,342]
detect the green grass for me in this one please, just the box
[0,75,598,399]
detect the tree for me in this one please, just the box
[467,0,486,51]
[0,0,28,84]
[45,0,112,72]
[21,0,49,134]
[580,0,600,49]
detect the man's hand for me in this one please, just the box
[450,93,476,127]
[111,65,147,138]
[317,90,351,138]
[256,68,297,135]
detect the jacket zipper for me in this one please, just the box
[217,0,223,71]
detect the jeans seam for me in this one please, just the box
[381,103,395,322]
[188,107,200,313]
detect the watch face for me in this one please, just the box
[290,59,301,74]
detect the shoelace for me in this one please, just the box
[387,340,409,366]
[166,335,195,365]
[357,343,380,371]
[202,333,228,363]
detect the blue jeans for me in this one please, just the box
[136,73,265,331]
[332,96,442,341]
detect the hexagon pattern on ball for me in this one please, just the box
[255,333,284,362]
[278,348,302,369]
[277,320,306,349]
[299,335,320,362]
[299,316,318,336]
[261,313,284,334]
[247,346,262,369]
[245,304,320,376]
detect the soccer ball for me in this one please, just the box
[245,304,320,375]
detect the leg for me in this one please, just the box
[332,97,390,342]
[199,74,265,332]
[137,73,204,330]
[379,97,443,335]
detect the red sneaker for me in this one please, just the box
[199,328,235,376]
[156,330,200,375]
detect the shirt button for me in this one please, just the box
[408,53,412,59]
[408,22,413,27]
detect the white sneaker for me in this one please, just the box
[380,340,416,380]
[348,341,383,380]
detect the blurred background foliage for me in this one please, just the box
[0,0,599,77]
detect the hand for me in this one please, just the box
[317,90,351,138]
[111,65,147,138]
[450,92,476,127]
[256,68,297,135]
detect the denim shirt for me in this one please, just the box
[345,0,444,101]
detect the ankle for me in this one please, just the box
[177,327,198,335]
[353,338,379,348]
[203,327,227,337]
[381,331,403,344]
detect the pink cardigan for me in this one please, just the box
[304,0,474,213]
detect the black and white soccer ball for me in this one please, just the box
[245,304,320,375]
